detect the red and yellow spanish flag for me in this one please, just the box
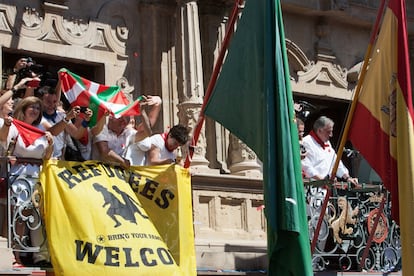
[349,0,413,273]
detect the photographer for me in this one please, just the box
[5,57,43,99]
[40,84,91,159]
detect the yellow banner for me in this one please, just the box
[39,160,196,275]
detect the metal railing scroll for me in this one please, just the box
[1,157,45,255]
[305,179,401,272]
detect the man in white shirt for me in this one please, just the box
[301,116,358,185]
[146,124,189,166]
[40,85,89,159]
[123,136,152,166]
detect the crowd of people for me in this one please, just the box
[0,57,190,268]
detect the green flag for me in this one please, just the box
[204,0,313,275]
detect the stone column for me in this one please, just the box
[228,134,262,178]
[176,0,210,172]
[201,7,231,174]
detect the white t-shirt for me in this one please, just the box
[124,136,152,166]
[92,123,136,161]
[148,134,175,163]
[7,123,48,177]
[73,129,93,161]
[41,111,67,159]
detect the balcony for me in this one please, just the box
[0,157,402,275]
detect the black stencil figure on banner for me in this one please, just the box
[93,183,148,227]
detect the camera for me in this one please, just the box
[300,144,307,154]
[18,64,44,78]
[79,106,88,113]
[16,57,44,82]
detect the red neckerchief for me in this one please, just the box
[161,132,174,152]
[79,131,88,146]
[309,130,329,149]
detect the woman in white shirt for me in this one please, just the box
[0,86,22,241]
[0,96,54,267]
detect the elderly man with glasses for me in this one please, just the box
[301,115,358,186]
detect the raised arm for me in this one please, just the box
[145,95,162,127]
[135,95,162,142]
[0,78,35,106]
[65,107,93,139]
[91,110,109,136]
[43,106,81,136]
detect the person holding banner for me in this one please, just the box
[146,124,189,166]
[0,96,54,268]
[93,95,162,168]
[123,135,152,166]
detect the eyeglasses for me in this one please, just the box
[28,105,41,110]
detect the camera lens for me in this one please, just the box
[300,145,307,154]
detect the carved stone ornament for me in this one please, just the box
[116,77,134,101]
[23,7,43,28]
[63,18,88,37]
[15,3,128,57]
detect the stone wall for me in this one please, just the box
[192,174,266,271]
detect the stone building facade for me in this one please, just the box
[0,0,413,273]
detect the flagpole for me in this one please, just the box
[310,0,387,254]
[183,0,243,169]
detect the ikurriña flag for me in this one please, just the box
[348,0,414,274]
[204,0,312,275]
[59,68,142,126]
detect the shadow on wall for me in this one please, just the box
[225,244,267,272]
